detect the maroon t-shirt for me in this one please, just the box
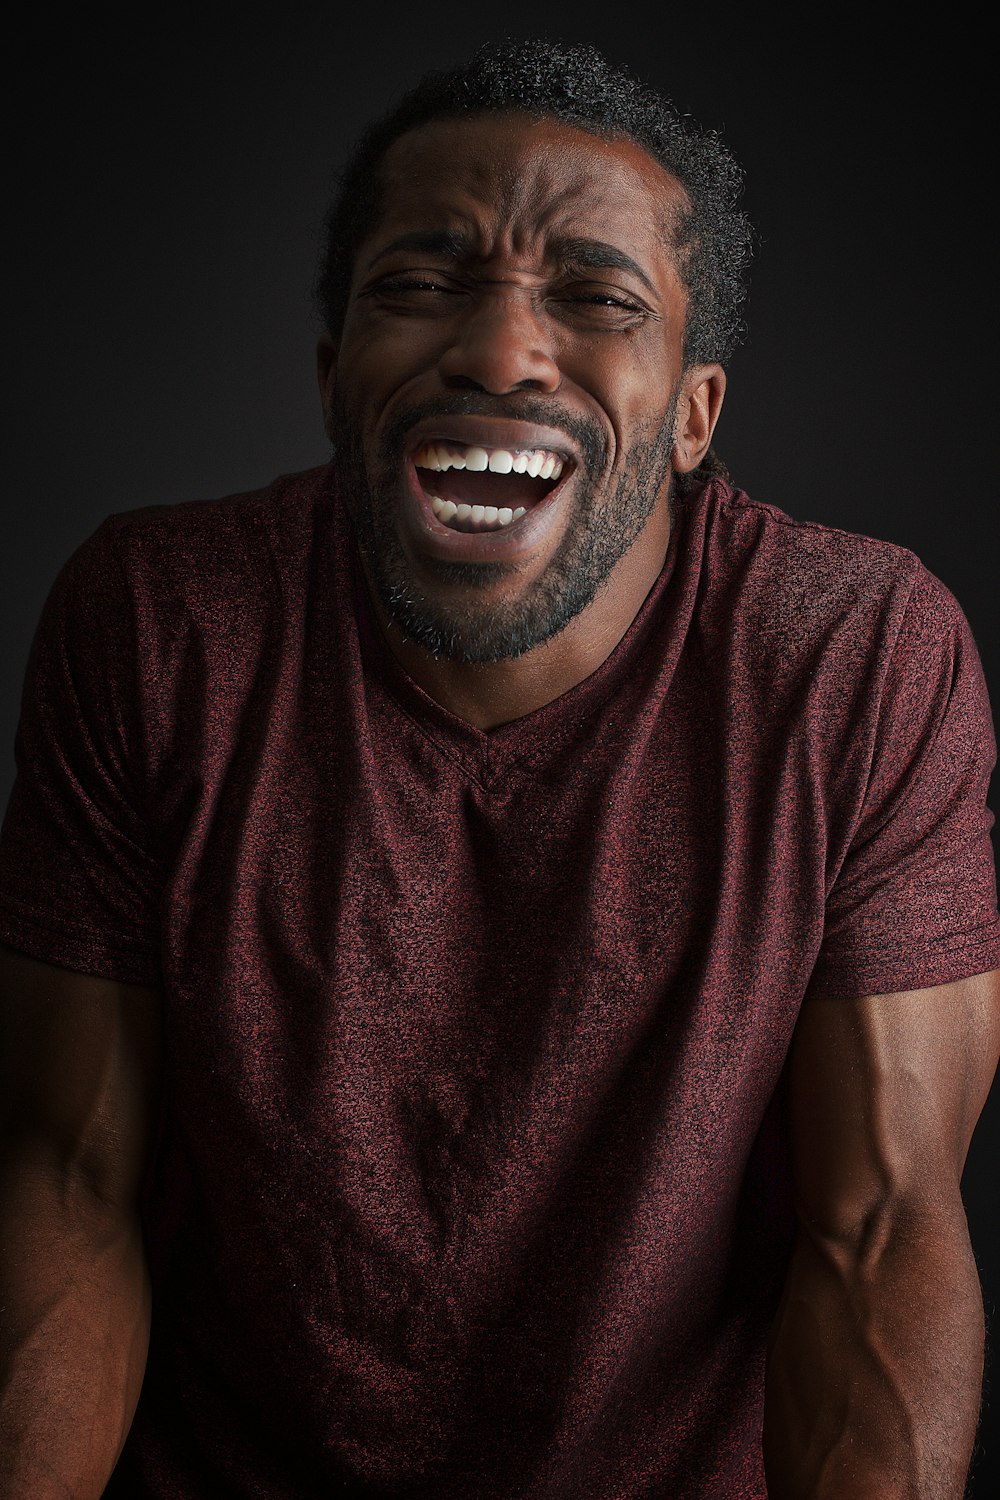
[1,467,998,1499]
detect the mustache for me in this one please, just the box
[379,392,608,474]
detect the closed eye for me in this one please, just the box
[550,288,650,327]
[566,293,642,309]
[364,276,652,327]
[373,277,460,295]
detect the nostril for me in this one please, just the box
[438,317,561,396]
[442,374,549,394]
[444,375,490,393]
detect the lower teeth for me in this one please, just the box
[430,497,527,532]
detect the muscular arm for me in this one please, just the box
[0,943,162,1499]
[764,968,1000,1499]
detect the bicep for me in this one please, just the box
[0,942,163,1211]
[786,970,1000,1235]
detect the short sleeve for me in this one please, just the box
[0,521,163,984]
[807,563,1000,1000]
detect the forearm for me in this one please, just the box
[763,1204,984,1499]
[0,1168,150,1500]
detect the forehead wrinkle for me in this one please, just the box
[487,133,692,250]
[374,120,692,284]
[471,162,660,269]
[491,144,623,238]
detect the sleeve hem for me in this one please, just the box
[805,924,1000,1001]
[0,903,161,987]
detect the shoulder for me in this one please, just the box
[687,480,966,700]
[93,464,334,586]
[49,465,335,644]
[33,465,337,721]
[699,480,925,624]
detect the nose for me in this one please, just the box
[438,286,561,395]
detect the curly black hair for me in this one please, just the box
[314,37,753,371]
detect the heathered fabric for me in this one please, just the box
[0,467,997,1499]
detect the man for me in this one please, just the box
[1,36,998,1500]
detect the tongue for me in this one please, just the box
[417,467,552,510]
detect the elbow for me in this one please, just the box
[793,1169,971,1281]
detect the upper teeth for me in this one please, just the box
[413,442,564,481]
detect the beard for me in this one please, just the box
[328,389,678,666]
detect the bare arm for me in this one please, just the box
[0,942,162,1499]
[763,968,1000,1499]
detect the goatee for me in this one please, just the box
[328,391,677,665]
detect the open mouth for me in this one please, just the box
[412,440,570,532]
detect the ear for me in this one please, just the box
[317,333,338,434]
[671,364,727,473]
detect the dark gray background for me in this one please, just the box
[5,5,997,1493]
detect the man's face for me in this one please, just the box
[321,112,701,665]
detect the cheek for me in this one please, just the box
[342,330,448,434]
[343,308,447,370]
[561,325,676,403]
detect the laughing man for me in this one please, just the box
[2,38,1000,1500]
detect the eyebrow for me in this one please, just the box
[365,229,657,294]
[366,230,472,270]
[552,238,657,294]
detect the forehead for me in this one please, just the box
[369,112,689,262]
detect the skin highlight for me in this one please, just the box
[318,112,725,731]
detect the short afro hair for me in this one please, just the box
[314,37,753,367]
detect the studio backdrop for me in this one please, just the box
[5,7,997,1494]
